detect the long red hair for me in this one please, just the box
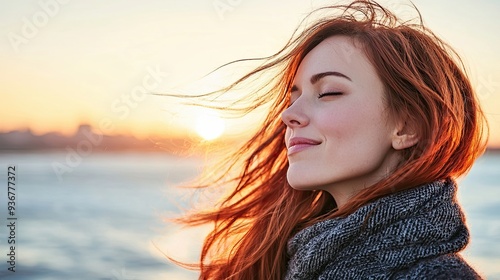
[175,1,488,279]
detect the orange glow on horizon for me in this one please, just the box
[1,1,499,148]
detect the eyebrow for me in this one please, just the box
[291,71,352,92]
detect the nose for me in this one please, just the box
[281,100,309,128]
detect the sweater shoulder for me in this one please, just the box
[400,254,483,280]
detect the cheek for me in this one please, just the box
[317,107,362,138]
[318,103,391,156]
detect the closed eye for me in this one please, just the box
[318,92,343,98]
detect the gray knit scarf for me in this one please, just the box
[285,179,481,279]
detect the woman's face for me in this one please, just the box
[281,36,401,206]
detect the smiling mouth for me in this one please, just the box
[287,137,321,155]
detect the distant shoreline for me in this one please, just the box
[1,147,499,154]
[1,125,498,155]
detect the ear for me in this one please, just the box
[392,121,419,150]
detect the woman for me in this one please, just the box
[176,1,487,279]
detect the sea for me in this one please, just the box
[0,151,499,280]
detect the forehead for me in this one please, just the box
[293,36,376,84]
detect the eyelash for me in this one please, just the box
[288,91,342,106]
[317,92,342,98]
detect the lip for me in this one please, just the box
[287,137,321,155]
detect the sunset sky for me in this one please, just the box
[1,0,499,146]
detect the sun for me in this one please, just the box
[195,110,226,141]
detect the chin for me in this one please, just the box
[287,174,320,191]
[288,183,313,191]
